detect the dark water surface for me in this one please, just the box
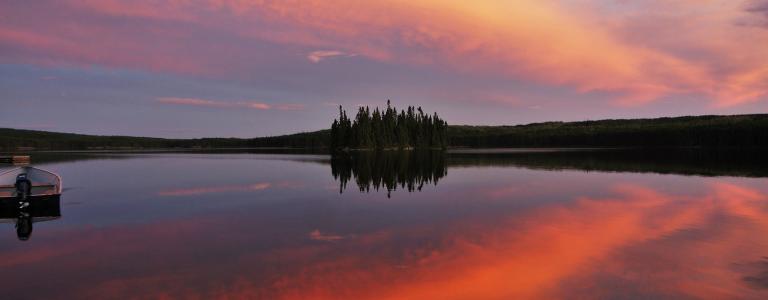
[2,149,768,299]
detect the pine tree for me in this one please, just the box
[330,101,448,151]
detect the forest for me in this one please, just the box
[0,128,328,151]
[330,101,448,151]
[2,114,768,151]
[448,114,768,148]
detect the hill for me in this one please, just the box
[2,114,767,151]
[448,114,768,148]
[0,128,329,151]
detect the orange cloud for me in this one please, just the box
[306,50,351,63]
[198,0,767,106]
[157,97,271,110]
[3,0,767,107]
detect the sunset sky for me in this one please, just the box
[2,0,767,137]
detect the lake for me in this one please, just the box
[2,149,768,299]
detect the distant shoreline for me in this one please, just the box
[3,114,768,151]
[5,146,768,157]
[1,147,316,154]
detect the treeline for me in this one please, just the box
[0,128,328,151]
[4,114,768,151]
[449,114,768,148]
[331,101,448,151]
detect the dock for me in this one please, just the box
[0,156,31,165]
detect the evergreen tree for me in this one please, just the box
[330,101,448,151]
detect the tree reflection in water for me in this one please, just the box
[331,151,447,196]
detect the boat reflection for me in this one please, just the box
[331,151,447,196]
[0,195,61,241]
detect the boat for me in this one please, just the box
[0,166,62,199]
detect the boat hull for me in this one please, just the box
[0,166,62,199]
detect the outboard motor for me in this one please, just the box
[15,173,32,202]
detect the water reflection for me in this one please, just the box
[158,183,273,196]
[0,195,61,240]
[448,147,768,177]
[243,181,768,299]
[331,151,447,195]
[18,148,768,178]
[1,151,768,299]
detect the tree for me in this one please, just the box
[330,101,448,151]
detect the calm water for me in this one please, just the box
[2,149,768,299]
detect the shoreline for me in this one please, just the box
[4,145,768,156]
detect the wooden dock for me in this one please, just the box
[0,155,30,165]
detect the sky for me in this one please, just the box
[1,0,767,138]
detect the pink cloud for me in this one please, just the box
[245,102,272,110]
[2,0,768,107]
[155,97,282,110]
[306,50,349,63]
